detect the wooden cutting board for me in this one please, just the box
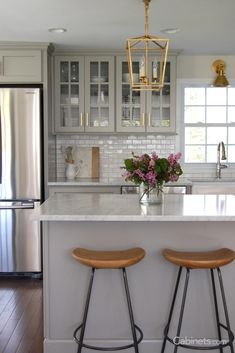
[73,147,99,178]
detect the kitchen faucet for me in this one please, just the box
[216,141,227,178]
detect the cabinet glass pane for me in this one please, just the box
[151,91,160,106]
[162,85,170,105]
[71,107,80,127]
[132,91,140,105]
[60,62,69,82]
[151,108,161,127]
[121,80,141,127]
[60,106,70,127]
[122,61,139,83]
[90,107,99,127]
[70,62,79,82]
[100,108,109,127]
[60,85,69,104]
[132,107,141,126]
[122,85,130,104]
[90,62,99,82]
[90,84,98,105]
[101,62,109,82]
[100,84,109,105]
[162,108,170,127]
[122,107,130,126]
[71,85,79,105]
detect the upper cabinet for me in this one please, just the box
[116,55,176,133]
[54,53,176,134]
[54,56,115,133]
[0,50,42,82]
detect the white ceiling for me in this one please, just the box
[1,0,235,54]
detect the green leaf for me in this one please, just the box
[124,159,135,172]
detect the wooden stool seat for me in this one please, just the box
[163,248,235,269]
[72,247,145,269]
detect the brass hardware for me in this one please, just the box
[148,113,151,127]
[212,60,230,87]
[86,113,89,127]
[126,0,169,91]
[80,113,83,127]
[141,113,145,126]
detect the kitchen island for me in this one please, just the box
[37,193,235,353]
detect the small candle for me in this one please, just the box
[140,56,145,78]
[153,59,158,80]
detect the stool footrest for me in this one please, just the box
[73,323,143,351]
[164,322,234,351]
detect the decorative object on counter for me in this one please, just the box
[62,146,100,178]
[212,60,230,87]
[61,146,80,179]
[126,0,169,91]
[65,163,80,180]
[61,145,75,164]
[122,152,183,204]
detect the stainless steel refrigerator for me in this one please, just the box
[0,85,43,274]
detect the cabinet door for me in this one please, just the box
[54,56,85,133]
[116,56,145,132]
[0,50,41,82]
[84,56,114,132]
[146,57,176,133]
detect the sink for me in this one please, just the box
[191,178,235,194]
[190,178,235,183]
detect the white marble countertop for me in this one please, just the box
[36,193,235,221]
[48,177,192,187]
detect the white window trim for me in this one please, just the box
[176,78,235,176]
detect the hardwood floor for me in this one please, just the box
[0,278,43,353]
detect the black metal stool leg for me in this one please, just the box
[161,266,183,353]
[122,268,139,353]
[217,268,235,353]
[173,268,190,353]
[76,267,95,353]
[210,269,223,353]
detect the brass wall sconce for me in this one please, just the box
[212,60,230,87]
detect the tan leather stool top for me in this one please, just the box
[72,247,146,269]
[163,248,235,269]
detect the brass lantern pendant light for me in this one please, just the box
[126,0,169,91]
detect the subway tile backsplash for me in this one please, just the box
[55,135,176,179]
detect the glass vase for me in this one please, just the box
[139,184,163,204]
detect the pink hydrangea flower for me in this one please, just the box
[135,169,145,180]
[151,152,158,161]
[149,159,155,168]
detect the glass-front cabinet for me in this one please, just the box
[116,56,176,133]
[54,56,114,132]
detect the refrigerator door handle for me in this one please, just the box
[0,201,35,209]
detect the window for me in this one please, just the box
[183,86,235,163]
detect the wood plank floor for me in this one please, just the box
[0,278,43,353]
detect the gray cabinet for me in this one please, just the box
[0,50,42,82]
[54,56,115,133]
[116,55,176,133]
